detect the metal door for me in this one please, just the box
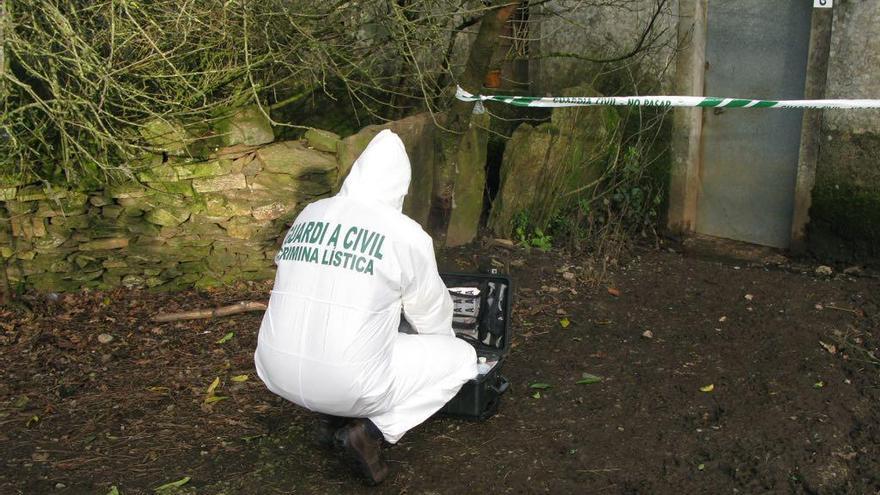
[696,1,812,248]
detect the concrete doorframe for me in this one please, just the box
[667,1,833,252]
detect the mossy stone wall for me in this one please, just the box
[0,108,343,292]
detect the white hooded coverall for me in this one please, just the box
[254,129,478,443]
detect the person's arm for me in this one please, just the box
[401,232,454,337]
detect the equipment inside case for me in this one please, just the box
[439,272,512,420]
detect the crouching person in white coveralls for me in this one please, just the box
[254,130,478,484]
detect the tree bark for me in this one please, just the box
[427,1,519,244]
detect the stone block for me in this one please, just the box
[222,216,270,240]
[27,273,83,292]
[446,112,489,247]
[256,141,337,176]
[214,105,274,146]
[136,164,179,183]
[79,238,129,251]
[140,118,190,155]
[35,193,89,217]
[33,228,69,250]
[16,250,37,260]
[193,174,247,193]
[50,215,90,229]
[108,183,148,199]
[238,153,262,176]
[174,159,235,180]
[121,274,146,289]
[70,269,105,282]
[126,222,161,237]
[252,202,293,221]
[195,275,222,289]
[89,194,112,207]
[249,172,333,198]
[0,187,16,201]
[149,180,196,197]
[5,202,34,218]
[489,83,620,237]
[122,207,145,217]
[102,205,123,219]
[102,258,128,269]
[144,207,191,227]
[336,113,436,226]
[304,129,341,153]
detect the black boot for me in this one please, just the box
[315,414,349,450]
[334,418,389,485]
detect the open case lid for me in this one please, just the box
[440,271,513,356]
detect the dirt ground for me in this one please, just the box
[1,242,879,495]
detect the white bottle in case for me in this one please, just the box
[477,356,492,375]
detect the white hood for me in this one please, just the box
[338,129,411,211]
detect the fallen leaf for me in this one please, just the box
[529,382,552,389]
[814,381,825,389]
[206,377,220,396]
[154,476,190,493]
[531,391,542,399]
[13,395,29,409]
[216,332,234,344]
[205,395,228,404]
[607,287,621,297]
[576,373,602,384]
[231,374,249,382]
[700,384,714,393]
[559,317,571,329]
[698,463,705,471]
[744,294,754,301]
[26,414,39,427]
[641,330,654,339]
[106,486,120,495]
[818,341,837,355]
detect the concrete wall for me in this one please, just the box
[810,1,880,259]
[530,0,680,95]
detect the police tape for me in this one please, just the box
[455,86,880,110]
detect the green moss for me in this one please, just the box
[811,131,880,243]
[811,183,880,240]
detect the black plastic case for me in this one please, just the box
[438,272,512,421]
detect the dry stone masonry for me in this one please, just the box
[0,108,343,292]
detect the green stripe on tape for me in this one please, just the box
[753,100,778,108]
[509,97,538,107]
[698,98,724,107]
[725,99,752,108]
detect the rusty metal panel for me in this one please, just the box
[696,0,812,248]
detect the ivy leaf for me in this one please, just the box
[576,373,602,385]
[154,476,190,493]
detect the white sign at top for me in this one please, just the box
[814,0,833,8]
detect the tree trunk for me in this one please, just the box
[427,1,519,245]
